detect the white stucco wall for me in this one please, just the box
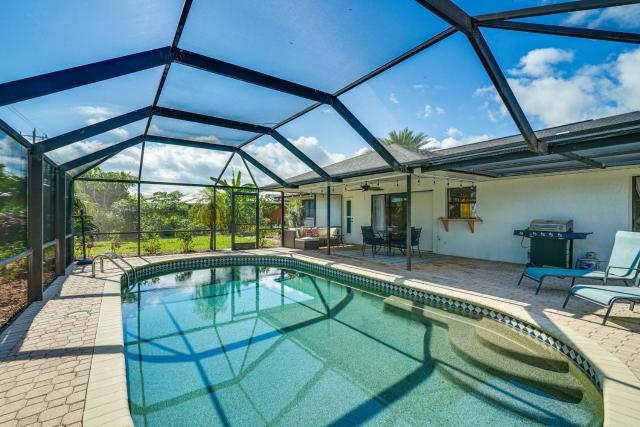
[433,167,638,264]
[310,166,639,265]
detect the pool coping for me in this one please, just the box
[100,252,640,426]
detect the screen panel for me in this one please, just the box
[46,119,147,165]
[483,27,640,131]
[140,141,232,185]
[0,0,182,81]
[158,64,313,126]
[0,130,28,258]
[179,0,448,92]
[277,107,370,168]
[454,1,564,16]
[339,33,519,153]
[514,4,640,33]
[1,67,162,139]
[149,116,258,146]
[243,135,313,180]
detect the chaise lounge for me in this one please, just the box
[563,284,640,325]
[517,230,640,294]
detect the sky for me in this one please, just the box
[1,0,639,192]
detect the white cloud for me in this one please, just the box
[243,136,347,183]
[75,105,129,139]
[417,104,445,119]
[508,48,574,78]
[321,108,334,114]
[353,147,373,157]
[423,128,490,150]
[476,46,640,128]
[562,5,640,30]
[389,92,399,104]
[47,139,110,164]
[141,144,231,187]
[412,84,429,90]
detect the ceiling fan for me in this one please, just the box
[346,182,384,192]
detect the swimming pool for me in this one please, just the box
[121,263,603,426]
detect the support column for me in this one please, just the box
[326,185,331,255]
[231,190,236,250]
[406,174,412,271]
[137,182,141,256]
[54,169,66,276]
[255,191,260,249]
[68,179,74,264]
[280,192,285,247]
[28,151,44,302]
[313,193,317,227]
[213,188,217,251]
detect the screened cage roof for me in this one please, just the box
[0,0,639,189]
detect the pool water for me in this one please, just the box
[122,265,603,426]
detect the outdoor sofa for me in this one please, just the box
[283,227,342,249]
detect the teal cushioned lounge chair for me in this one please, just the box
[517,231,640,295]
[563,285,640,325]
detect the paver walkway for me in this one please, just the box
[0,273,105,426]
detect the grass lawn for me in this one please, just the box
[76,233,278,259]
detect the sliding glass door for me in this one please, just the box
[371,193,407,233]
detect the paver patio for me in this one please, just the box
[1,248,639,425]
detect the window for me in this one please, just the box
[633,177,640,232]
[447,187,477,219]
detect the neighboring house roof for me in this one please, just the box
[265,111,640,190]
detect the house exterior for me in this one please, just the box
[268,112,640,266]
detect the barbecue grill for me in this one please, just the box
[514,220,592,268]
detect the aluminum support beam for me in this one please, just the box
[54,169,67,275]
[330,99,404,171]
[414,0,473,34]
[174,49,333,104]
[60,135,145,171]
[406,174,412,271]
[326,185,331,255]
[38,107,153,153]
[237,150,295,188]
[467,27,546,154]
[268,131,333,180]
[0,47,172,106]
[480,20,640,44]
[144,135,236,152]
[27,152,44,302]
[174,49,399,171]
[475,0,640,22]
[154,106,271,133]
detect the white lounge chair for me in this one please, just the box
[563,285,640,325]
[517,231,640,294]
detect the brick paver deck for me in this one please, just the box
[1,248,639,425]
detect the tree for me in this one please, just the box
[191,169,256,232]
[379,128,431,150]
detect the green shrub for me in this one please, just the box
[176,230,194,253]
[142,233,161,255]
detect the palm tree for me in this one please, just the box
[191,169,256,233]
[379,128,430,150]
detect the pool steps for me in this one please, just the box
[384,295,590,405]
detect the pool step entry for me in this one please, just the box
[383,296,584,404]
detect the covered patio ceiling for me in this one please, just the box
[1,0,640,189]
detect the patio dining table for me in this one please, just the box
[376,229,403,256]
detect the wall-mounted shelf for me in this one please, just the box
[439,217,483,233]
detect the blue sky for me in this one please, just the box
[1,0,639,188]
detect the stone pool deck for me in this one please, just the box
[0,248,639,426]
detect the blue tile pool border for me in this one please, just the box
[119,254,602,391]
